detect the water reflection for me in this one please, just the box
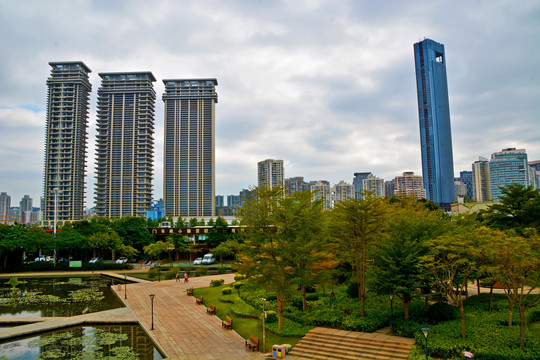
[0,324,163,360]
[0,276,124,317]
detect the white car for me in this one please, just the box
[89,257,99,264]
[35,256,46,262]
[116,257,128,264]
[202,253,215,265]
[193,257,203,265]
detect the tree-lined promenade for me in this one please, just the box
[0,183,539,358]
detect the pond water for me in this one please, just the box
[0,324,164,360]
[0,276,124,317]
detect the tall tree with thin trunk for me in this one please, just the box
[329,192,388,317]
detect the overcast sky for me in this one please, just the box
[1,0,539,208]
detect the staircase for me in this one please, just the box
[287,327,415,360]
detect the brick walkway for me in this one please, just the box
[112,273,264,360]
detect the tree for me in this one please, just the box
[329,192,388,317]
[110,217,153,251]
[206,216,229,248]
[87,231,122,260]
[420,228,478,339]
[237,187,324,329]
[371,199,448,319]
[481,183,540,233]
[144,240,175,264]
[489,229,540,349]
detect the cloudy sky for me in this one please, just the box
[1,0,539,208]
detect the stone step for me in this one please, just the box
[288,327,414,360]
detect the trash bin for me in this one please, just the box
[272,345,286,358]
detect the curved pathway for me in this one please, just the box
[112,273,264,360]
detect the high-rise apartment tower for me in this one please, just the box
[43,62,91,221]
[258,159,284,189]
[414,39,455,211]
[162,79,218,217]
[95,72,156,218]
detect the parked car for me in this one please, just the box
[35,256,46,262]
[89,257,99,264]
[116,257,128,264]
[193,257,203,265]
[202,253,215,265]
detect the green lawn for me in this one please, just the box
[193,285,301,353]
[530,321,540,340]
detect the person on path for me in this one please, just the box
[176,272,180,282]
[184,272,189,283]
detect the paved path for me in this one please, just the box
[112,274,264,360]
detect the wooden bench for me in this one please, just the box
[245,333,259,352]
[186,288,193,296]
[196,296,203,305]
[222,316,233,330]
[206,304,216,315]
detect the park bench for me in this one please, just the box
[222,316,233,330]
[186,288,193,296]
[196,296,203,305]
[207,304,216,315]
[245,333,259,352]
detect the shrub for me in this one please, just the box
[195,267,208,276]
[265,295,277,301]
[428,302,459,324]
[219,294,235,303]
[261,310,278,323]
[234,274,245,281]
[233,281,244,289]
[221,287,232,295]
[211,278,225,287]
[346,282,359,299]
[231,301,259,318]
[217,265,227,274]
[264,318,313,337]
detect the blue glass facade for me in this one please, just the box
[489,148,529,201]
[414,39,455,211]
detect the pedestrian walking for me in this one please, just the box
[176,272,180,282]
[184,272,189,283]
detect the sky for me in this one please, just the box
[0,0,539,209]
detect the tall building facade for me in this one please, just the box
[333,180,354,204]
[353,172,372,199]
[95,72,156,218]
[0,192,10,222]
[489,148,529,201]
[472,157,491,202]
[43,62,92,221]
[394,171,426,199]
[311,181,332,210]
[414,39,455,211]
[458,171,474,201]
[285,176,310,195]
[19,195,33,223]
[258,159,284,189]
[362,174,385,198]
[162,79,218,217]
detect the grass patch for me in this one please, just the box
[193,285,302,352]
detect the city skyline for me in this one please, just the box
[1,1,539,207]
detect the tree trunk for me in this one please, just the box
[277,292,284,330]
[489,284,494,312]
[519,307,526,349]
[301,283,307,312]
[459,305,466,339]
[355,259,365,317]
[508,305,513,326]
[476,278,480,296]
[402,298,410,320]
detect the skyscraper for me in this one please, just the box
[353,172,372,199]
[414,39,455,211]
[489,148,529,201]
[43,62,92,221]
[0,192,10,222]
[394,172,426,200]
[95,72,156,218]
[19,195,33,223]
[362,174,385,198]
[258,159,284,189]
[472,157,491,202]
[162,79,218,218]
[333,180,354,204]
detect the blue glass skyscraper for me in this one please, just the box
[414,39,455,211]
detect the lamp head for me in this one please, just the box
[149,294,155,300]
[421,328,431,338]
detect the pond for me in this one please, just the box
[0,324,164,360]
[0,276,124,317]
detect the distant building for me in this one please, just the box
[163,79,218,218]
[146,199,166,221]
[227,195,242,209]
[362,174,385,198]
[95,72,156,218]
[489,148,529,201]
[528,160,540,189]
[215,195,224,208]
[384,180,396,198]
[394,172,426,200]
[333,180,354,204]
[19,195,33,223]
[454,181,467,202]
[458,171,473,201]
[285,176,309,195]
[43,62,92,221]
[0,192,10,223]
[311,181,332,210]
[414,38,455,211]
[258,159,284,189]
[353,172,372,199]
[472,157,491,202]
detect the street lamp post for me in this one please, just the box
[124,274,127,299]
[150,294,155,330]
[389,292,394,334]
[260,298,266,353]
[421,328,430,360]
[52,188,60,265]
